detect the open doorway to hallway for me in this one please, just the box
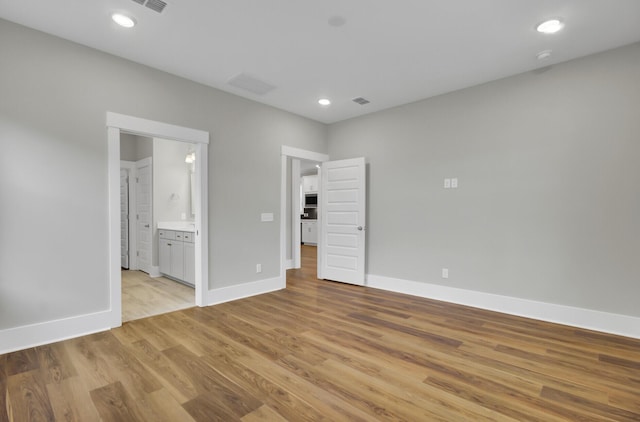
[286,244,319,284]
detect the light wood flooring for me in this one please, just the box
[2,245,639,421]
[122,270,194,322]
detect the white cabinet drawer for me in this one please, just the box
[183,232,194,243]
[159,230,175,240]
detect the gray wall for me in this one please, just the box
[120,133,152,162]
[0,19,326,330]
[328,42,640,317]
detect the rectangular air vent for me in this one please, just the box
[352,97,370,105]
[145,0,167,13]
[130,0,167,13]
[228,73,276,96]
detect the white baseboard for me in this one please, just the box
[149,266,161,278]
[286,259,294,270]
[0,310,112,355]
[207,276,285,306]
[366,274,640,340]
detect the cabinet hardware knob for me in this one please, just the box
[357,226,363,231]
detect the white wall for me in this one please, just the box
[328,41,640,319]
[0,18,326,334]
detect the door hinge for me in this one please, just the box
[136,214,139,220]
[136,177,139,183]
[136,251,139,257]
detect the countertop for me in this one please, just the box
[157,221,196,232]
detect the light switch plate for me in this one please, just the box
[444,179,451,189]
[451,178,458,188]
[261,213,274,222]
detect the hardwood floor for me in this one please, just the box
[2,245,639,421]
[122,270,194,322]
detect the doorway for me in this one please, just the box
[294,158,321,269]
[280,146,329,283]
[120,135,198,322]
[107,112,209,328]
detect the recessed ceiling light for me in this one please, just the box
[112,13,136,28]
[318,98,331,106]
[536,19,564,34]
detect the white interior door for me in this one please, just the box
[136,158,152,273]
[318,157,366,285]
[120,168,130,269]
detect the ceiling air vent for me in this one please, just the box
[227,73,276,96]
[145,0,167,13]
[130,0,167,13]
[352,97,370,105]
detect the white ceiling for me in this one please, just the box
[2,0,640,124]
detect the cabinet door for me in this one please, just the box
[301,222,310,243]
[302,175,319,193]
[183,242,195,286]
[171,241,184,280]
[309,175,318,192]
[308,221,318,244]
[159,239,172,275]
[302,176,312,193]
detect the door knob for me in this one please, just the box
[357,226,363,231]
[145,224,150,228]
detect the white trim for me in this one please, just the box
[207,277,284,306]
[148,266,161,278]
[366,274,640,339]
[120,161,137,269]
[281,145,329,163]
[135,156,153,274]
[291,158,301,269]
[107,112,210,329]
[286,259,294,270]
[194,142,209,307]
[280,154,288,286]
[280,146,329,286]
[108,127,122,327]
[0,311,111,355]
[107,112,208,144]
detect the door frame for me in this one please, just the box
[108,112,209,328]
[120,160,136,269]
[280,146,329,282]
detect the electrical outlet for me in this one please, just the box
[256,264,262,273]
[444,178,451,189]
[442,268,449,279]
